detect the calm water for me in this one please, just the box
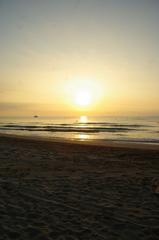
[0,116,159,144]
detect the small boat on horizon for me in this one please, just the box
[34,115,39,118]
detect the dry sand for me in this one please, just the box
[0,134,159,240]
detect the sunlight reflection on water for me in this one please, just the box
[77,133,90,140]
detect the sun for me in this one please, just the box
[67,77,102,110]
[75,90,92,107]
[80,115,88,123]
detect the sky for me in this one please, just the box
[0,0,159,116]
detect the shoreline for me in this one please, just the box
[0,132,159,151]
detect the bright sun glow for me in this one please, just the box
[75,90,92,106]
[67,77,103,111]
[80,115,88,123]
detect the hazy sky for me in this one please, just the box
[0,0,159,116]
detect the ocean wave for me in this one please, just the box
[107,138,159,144]
[76,122,150,128]
[0,125,139,133]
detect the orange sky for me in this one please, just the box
[0,0,159,116]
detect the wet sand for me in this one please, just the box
[0,134,159,240]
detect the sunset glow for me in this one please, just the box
[75,91,92,107]
[80,116,88,123]
[0,1,159,117]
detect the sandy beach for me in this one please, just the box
[0,134,159,240]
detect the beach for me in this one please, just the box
[0,134,159,240]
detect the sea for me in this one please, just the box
[0,116,159,144]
